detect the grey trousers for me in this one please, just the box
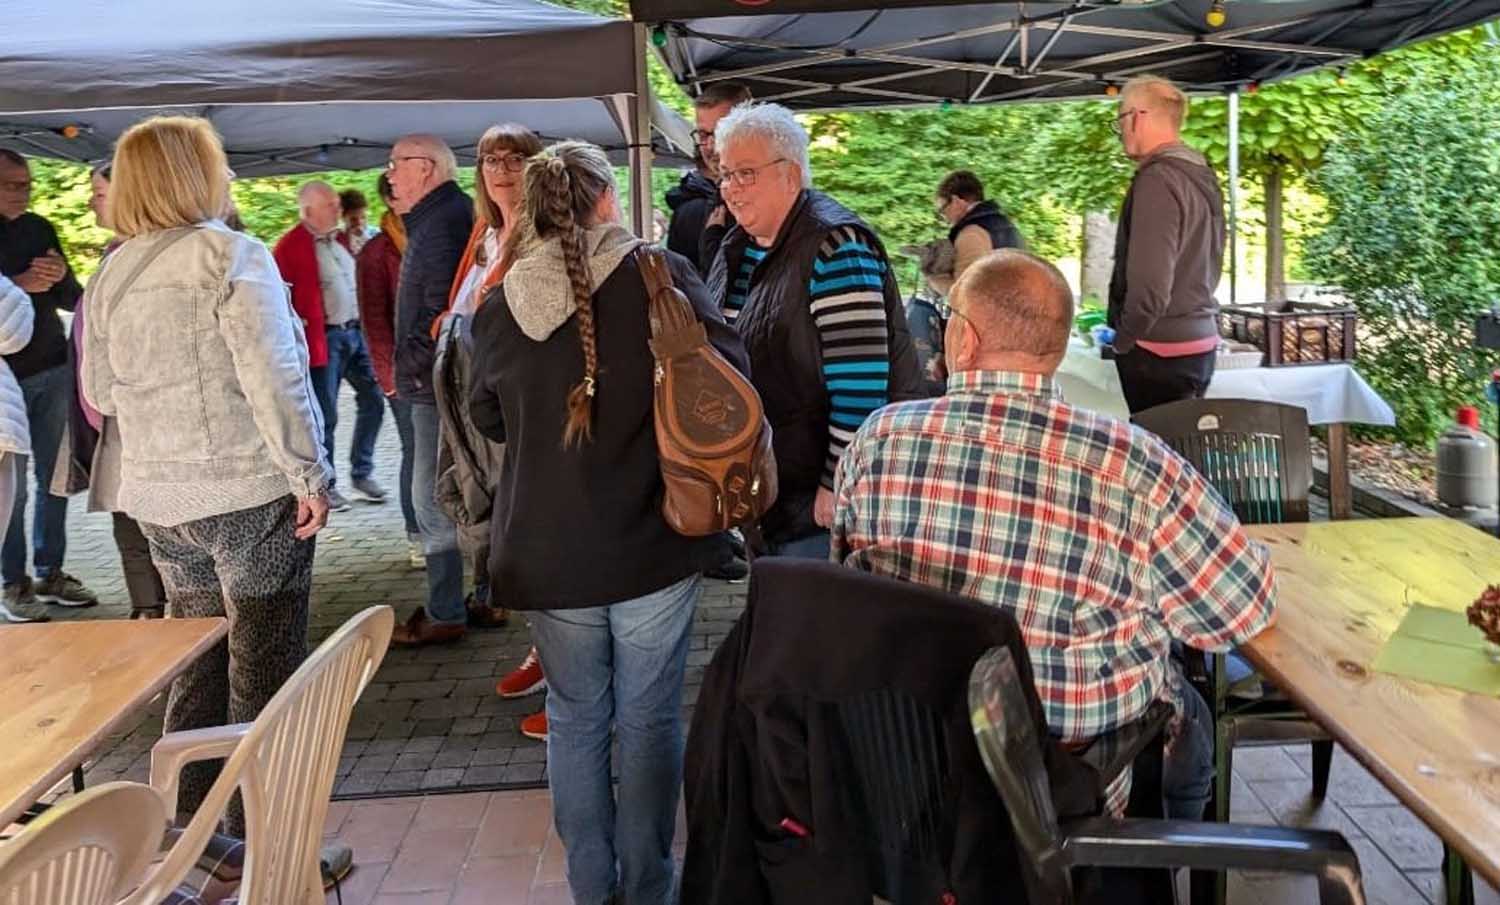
[140,494,314,836]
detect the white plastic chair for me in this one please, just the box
[119,605,394,905]
[0,782,167,905]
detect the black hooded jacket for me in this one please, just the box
[666,169,725,276]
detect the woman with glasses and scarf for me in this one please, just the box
[428,124,553,730]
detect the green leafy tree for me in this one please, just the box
[1305,42,1500,443]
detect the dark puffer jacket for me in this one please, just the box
[396,181,472,402]
[947,199,1023,252]
[707,190,922,545]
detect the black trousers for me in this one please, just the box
[1114,346,1216,415]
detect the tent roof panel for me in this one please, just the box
[641,0,1500,107]
[6,0,639,113]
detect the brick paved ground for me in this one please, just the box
[25,390,1498,903]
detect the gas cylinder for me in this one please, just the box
[1436,406,1498,509]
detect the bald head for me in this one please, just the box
[945,249,1074,376]
[298,180,341,234]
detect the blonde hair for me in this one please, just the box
[109,116,230,238]
[512,141,616,449]
[1121,75,1189,129]
[474,123,544,232]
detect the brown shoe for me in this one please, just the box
[391,608,467,647]
[466,594,510,629]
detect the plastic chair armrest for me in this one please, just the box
[1060,817,1364,905]
[149,722,252,818]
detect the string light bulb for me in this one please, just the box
[651,25,668,48]
[58,125,80,139]
[1206,0,1227,28]
[1104,84,1120,97]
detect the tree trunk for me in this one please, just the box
[1079,211,1117,305]
[1264,164,1286,304]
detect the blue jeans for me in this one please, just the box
[771,530,831,560]
[388,396,419,539]
[3,364,72,585]
[529,575,700,905]
[312,326,384,484]
[1163,664,1215,819]
[410,401,464,624]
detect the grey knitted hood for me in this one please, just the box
[503,224,644,342]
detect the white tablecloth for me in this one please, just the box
[1056,339,1396,427]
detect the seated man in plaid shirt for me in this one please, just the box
[831,248,1277,819]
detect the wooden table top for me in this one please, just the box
[1243,518,1500,887]
[0,617,227,829]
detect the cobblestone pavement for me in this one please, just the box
[28,391,1497,903]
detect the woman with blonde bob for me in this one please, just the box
[81,115,333,835]
[468,141,748,905]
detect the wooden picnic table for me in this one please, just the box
[1242,517,1500,890]
[0,617,228,829]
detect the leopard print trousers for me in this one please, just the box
[140,494,315,837]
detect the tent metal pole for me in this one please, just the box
[631,23,656,239]
[1227,87,1240,307]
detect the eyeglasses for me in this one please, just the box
[691,129,714,147]
[0,179,30,193]
[934,196,952,218]
[386,155,435,172]
[1110,109,1147,135]
[480,152,527,174]
[718,158,788,189]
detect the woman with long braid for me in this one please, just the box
[468,141,748,905]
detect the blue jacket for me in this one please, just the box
[396,181,472,402]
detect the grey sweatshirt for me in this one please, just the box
[1107,142,1226,353]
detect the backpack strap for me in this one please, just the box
[634,245,698,340]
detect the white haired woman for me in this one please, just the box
[468,141,748,905]
[705,102,922,558]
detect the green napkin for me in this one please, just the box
[1372,603,1500,696]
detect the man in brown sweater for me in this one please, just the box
[1107,75,1226,414]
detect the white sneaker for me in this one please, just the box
[408,541,426,570]
[0,581,51,622]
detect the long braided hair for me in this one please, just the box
[515,141,617,449]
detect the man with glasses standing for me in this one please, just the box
[273,181,386,512]
[934,169,1023,281]
[666,82,752,276]
[0,149,99,618]
[385,134,474,646]
[706,103,921,559]
[1108,75,1226,414]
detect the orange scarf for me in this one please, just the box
[432,222,514,338]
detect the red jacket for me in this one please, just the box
[272,223,352,369]
[357,231,403,396]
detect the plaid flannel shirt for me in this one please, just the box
[832,370,1277,812]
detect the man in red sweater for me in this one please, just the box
[274,181,386,511]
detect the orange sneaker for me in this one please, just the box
[497,646,546,698]
[520,710,548,741]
